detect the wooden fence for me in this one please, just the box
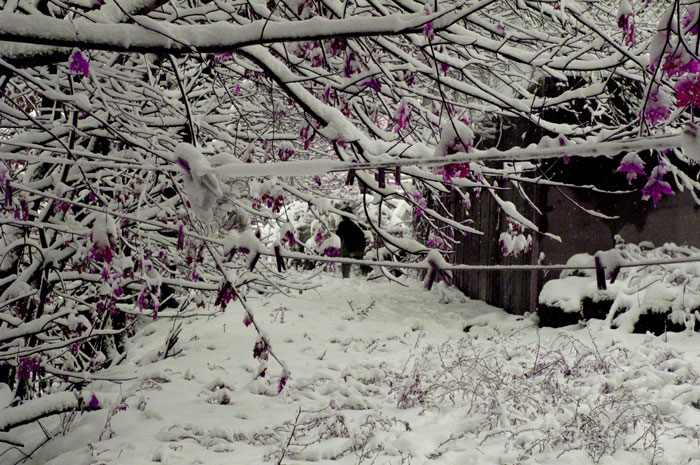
[449,181,542,315]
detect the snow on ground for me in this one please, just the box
[6,274,700,465]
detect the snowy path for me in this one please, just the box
[8,276,700,465]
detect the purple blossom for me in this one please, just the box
[436,163,470,183]
[413,193,426,217]
[71,341,82,355]
[253,336,269,361]
[214,281,237,310]
[362,79,381,92]
[344,51,361,77]
[617,0,635,47]
[321,246,340,257]
[616,152,646,183]
[642,164,674,207]
[177,223,185,250]
[423,6,435,41]
[277,145,294,161]
[392,99,410,132]
[300,123,314,150]
[661,50,699,78]
[424,21,435,41]
[675,73,700,108]
[642,88,671,126]
[17,356,42,381]
[282,228,296,246]
[69,50,89,78]
[88,394,100,409]
[278,372,289,393]
[214,52,233,65]
[683,5,699,34]
[426,233,447,250]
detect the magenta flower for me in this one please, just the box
[616,152,646,183]
[253,336,269,361]
[277,145,294,161]
[436,162,470,182]
[675,73,700,108]
[344,51,361,77]
[661,50,699,78]
[214,281,237,310]
[278,371,289,393]
[17,356,42,381]
[69,50,89,78]
[424,6,435,40]
[281,228,296,246]
[214,52,233,65]
[392,99,411,132]
[617,0,635,47]
[642,164,674,207]
[321,246,340,257]
[683,5,699,34]
[329,37,347,56]
[362,79,381,92]
[413,193,426,217]
[642,88,671,126]
[426,233,448,250]
[88,394,100,409]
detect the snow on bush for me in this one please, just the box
[539,239,700,332]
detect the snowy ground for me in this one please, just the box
[5,273,700,465]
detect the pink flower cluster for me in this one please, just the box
[426,233,448,250]
[214,281,237,311]
[321,246,340,257]
[436,163,470,183]
[299,123,315,150]
[392,99,411,132]
[413,193,427,217]
[642,88,671,126]
[617,0,635,47]
[424,6,435,41]
[642,163,674,207]
[675,73,700,108]
[277,145,294,161]
[214,51,233,65]
[69,50,89,78]
[18,356,42,381]
[616,152,646,183]
[344,51,361,77]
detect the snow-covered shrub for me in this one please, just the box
[388,331,698,464]
[538,240,700,334]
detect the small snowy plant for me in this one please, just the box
[174,143,224,221]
